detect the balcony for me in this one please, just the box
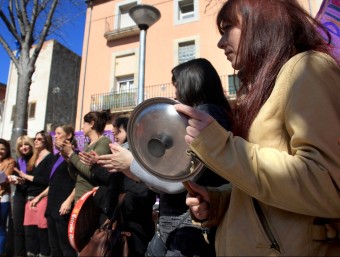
[104,13,139,41]
[90,75,236,113]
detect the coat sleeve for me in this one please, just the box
[0,158,15,195]
[190,53,340,218]
[3,158,15,176]
[130,160,186,193]
[70,137,111,180]
[193,184,232,228]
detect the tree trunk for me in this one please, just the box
[9,63,32,156]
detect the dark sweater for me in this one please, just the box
[45,154,76,218]
[14,154,33,199]
[92,166,156,257]
[159,103,231,217]
[25,153,54,197]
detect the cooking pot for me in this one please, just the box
[127,97,204,182]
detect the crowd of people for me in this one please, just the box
[0,0,339,256]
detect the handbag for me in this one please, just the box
[79,193,131,257]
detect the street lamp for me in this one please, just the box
[129,4,161,104]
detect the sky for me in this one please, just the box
[0,2,87,85]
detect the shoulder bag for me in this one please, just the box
[79,193,130,257]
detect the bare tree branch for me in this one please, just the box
[19,0,31,40]
[0,34,19,66]
[30,0,59,66]
[204,0,212,13]
[0,9,21,42]
[0,0,83,156]
[14,0,26,40]
[8,0,18,33]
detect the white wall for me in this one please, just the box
[0,41,54,139]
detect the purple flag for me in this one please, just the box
[50,130,114,153]
[316,0,340,61]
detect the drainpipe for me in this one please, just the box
[79,0,93,130]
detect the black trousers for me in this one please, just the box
[25,226,50,256]
[47,215,77,257]
[12,194,26,256]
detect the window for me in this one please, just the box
[228,75,240,95]
[174,36,199,65]
[115,1,138,30]
[174,0,199,25]
[179,0,194,20]
[178,40,196,64]
[117,76,134,93]
[11,102,37,121]
[29,102,36,118]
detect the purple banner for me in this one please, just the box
[51,130,114,153]
[316,0,340,61]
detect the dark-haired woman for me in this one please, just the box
[33,124,77,256]
[175,0,340,256]
[97,58,233,257]
[16,131,54,257]
[80,115,157,257]
[59,110,112,202]
[0,139,15,255]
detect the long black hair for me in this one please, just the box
[0,138,11,159]
[171,58,232,116]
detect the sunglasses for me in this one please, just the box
[34,137,44,141]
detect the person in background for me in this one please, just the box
[173,0,340,256]
[112,116,129,147]
[0,139,15,256]
[96,58,233,257]
[32,124,77,257]
[80,115,156,257]
[16,131,54,257]
[8,136,35,257]
[59,110,112,203]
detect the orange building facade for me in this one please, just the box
[75,0,322,130]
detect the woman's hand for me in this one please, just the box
[97,143,133,172]
[7,175,24,185]
[79,151,98,166]
[29,196,41,209]
[185,181,211,221]
[14,167,27,179]
[14,167,33,182]
[59,140,74,158]
[174,104,215,144]
[16,177,25,185]
[59,199,72,216]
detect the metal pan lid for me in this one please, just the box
[127,97,204,182]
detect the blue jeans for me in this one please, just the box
[0,202,10,254]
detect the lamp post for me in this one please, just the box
[129,4,161,104]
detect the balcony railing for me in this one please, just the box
[90,75,236,113]
[104,14,139,41]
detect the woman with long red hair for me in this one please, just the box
[175,0,340,256]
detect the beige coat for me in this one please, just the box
[0,158,15,197]
[189,51,340,256]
